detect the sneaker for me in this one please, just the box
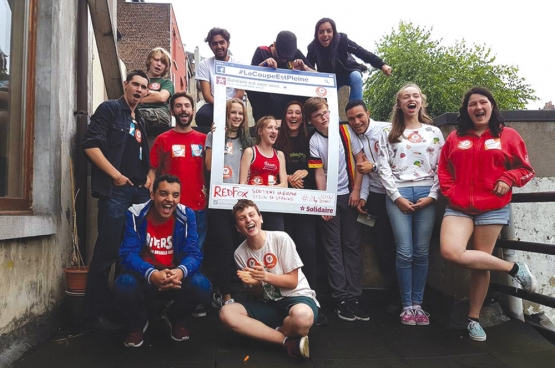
[163,313,190,341]
[315,309,328,326]
[349,299,370,321]
[413,308,430,325]
[283,336,310,359]
[192,304,207,317]
[400,308,416,325]
[467,320,487,342]
[211,293,223,309]
[334,300,356,321]
[514,262,537,293]
[123,320,149,348]
[88,315,124,333]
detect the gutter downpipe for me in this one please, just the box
[499,205,524,321]
[74,0,89,259]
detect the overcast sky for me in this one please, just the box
[148,0,554,110]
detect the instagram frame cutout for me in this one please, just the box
[209,61,339,216]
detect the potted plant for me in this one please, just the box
[64,160,88,295]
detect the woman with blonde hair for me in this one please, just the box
[240,115,288,230]
[205,98,252,308]
[377,84,444,326]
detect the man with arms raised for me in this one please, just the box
[114,174,211,347]
[219,199,317,359]
[195,28,244,127]
[248,31,314,122]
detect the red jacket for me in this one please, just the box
[438,127,534,214]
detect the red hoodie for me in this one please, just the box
[438,127,534,214]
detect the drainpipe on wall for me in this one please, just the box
[499,205,524,321]
[74,0,89,258]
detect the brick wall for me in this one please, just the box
[117,0,171,73]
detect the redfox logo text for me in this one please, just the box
[213,186,248,198]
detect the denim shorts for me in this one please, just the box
[240,296,318,328]
[444,205,510,225]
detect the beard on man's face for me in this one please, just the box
[174,112,193,127]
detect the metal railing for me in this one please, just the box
[491,192,555,309]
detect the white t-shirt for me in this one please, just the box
[234,231,318,305]
[309,131,349,195]
[349,120,391,198]
[196,55,241,100]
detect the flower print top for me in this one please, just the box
[377,125,445,202]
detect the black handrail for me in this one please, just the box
[491,192,555,317]
[512,192,555,203]
[490,282,555,309]
[495,239,555,255]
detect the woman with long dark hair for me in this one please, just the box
[439,87,536,342]
[307,18,392,101]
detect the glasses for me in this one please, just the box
[311,110,330,121]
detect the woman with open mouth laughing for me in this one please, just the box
[307,18,392,102]
[376,84,444,327]
[274,102,327,325]
[438,87,535,342]
[240,116,288,231]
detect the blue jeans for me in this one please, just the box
[114,271,211,328]
[195,210,207,251]
[337,71,363,101]
[83,184,150,321]
[386,186,436,308]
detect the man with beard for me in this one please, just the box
[149,92,208,317]
[138,48,175,141]
[195,28,244,127]
[82,70,151,332]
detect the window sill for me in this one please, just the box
[0,215,56,240]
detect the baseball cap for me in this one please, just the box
[275,31,297,60]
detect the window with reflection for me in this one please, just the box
[0,0,35,212]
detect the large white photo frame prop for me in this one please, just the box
[209,61,339,215]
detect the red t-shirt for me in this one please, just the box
[248,146,280,186]
[142,215,175,268]
[150,129,207,210]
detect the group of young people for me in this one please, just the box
[82,17,538,360]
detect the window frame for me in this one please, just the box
[0,0,37,214]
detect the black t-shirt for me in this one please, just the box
[280,135,316,190]
[119,119,146,185]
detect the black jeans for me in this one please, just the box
[209,208,243,296]
[284,213,317,289]
[365,191,397,289]
[114,271,212,328]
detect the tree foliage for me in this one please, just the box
[364,22,537,121]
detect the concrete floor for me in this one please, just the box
[12,289,555,368]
